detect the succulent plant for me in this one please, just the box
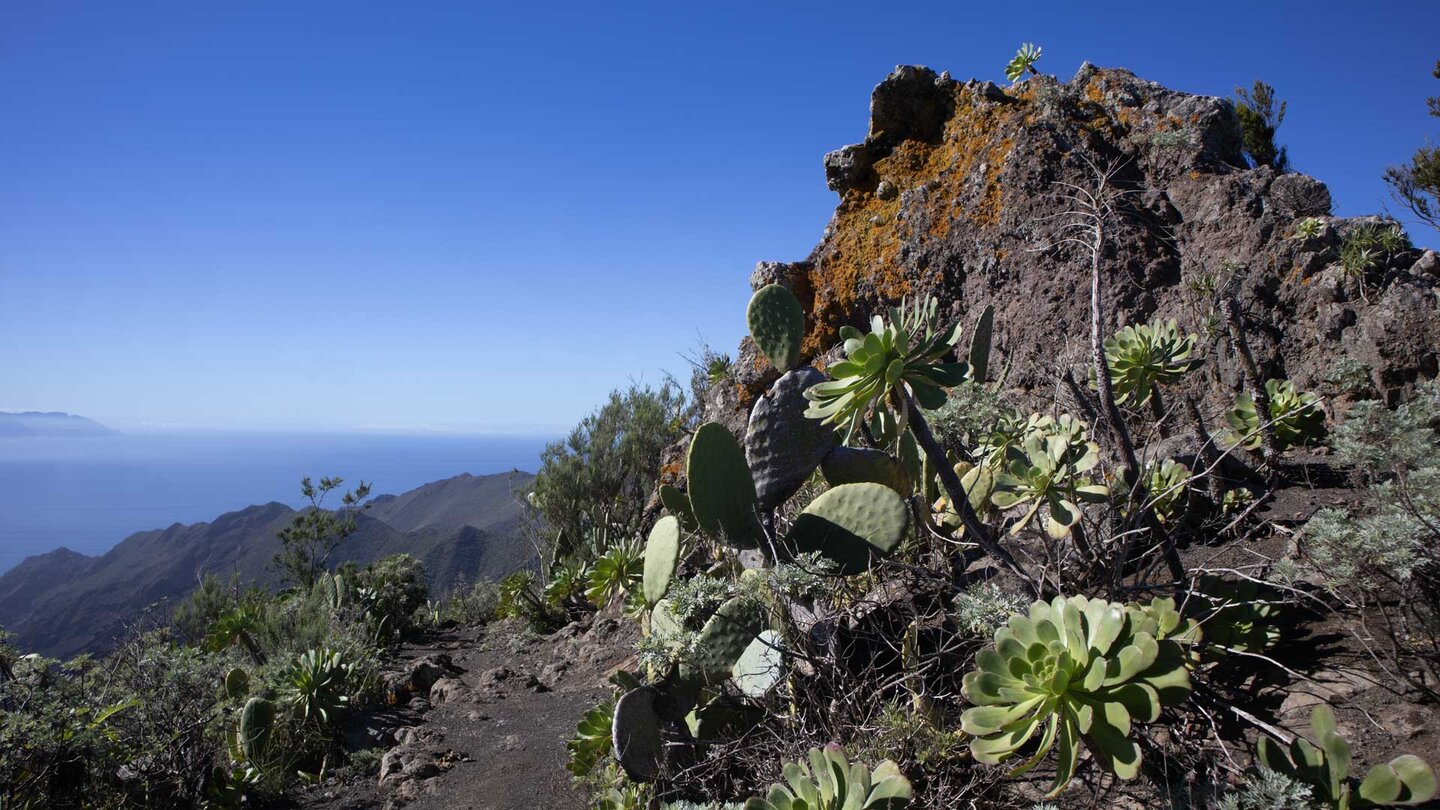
[224,667,250,701]
[1140,458,1193,524]
[748,284,807,373]
[281,648,353,726]
[682,595,768,684]
[731,629,785,698]
[1005,43,1043,82]
[1191,575,1283,654]
[567,697,615,777]
[804,296,969,442]
[820,446,913,495]
[991,431,1108,539]
[587,536,645,607]
[747,367,837,511]
[687,422,763,548]
[743,744,912,810]
[643,516,682,606]
[237,696,276,763]
[1293,217,1326,240]
[1103,319,1203,408]
[544,560,590,606]
[960,595,1192,796]
[659,484,699,532]
[1224,379,1327,451]
[786,482,911,575]
[613,686,666,782]
[1256,704,1436,808]
[969,305,995,384]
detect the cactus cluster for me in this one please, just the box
[960,595,1192,796]
[1255,705,1436,808]
[744,745,912,810]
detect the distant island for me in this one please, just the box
[0,411,118,438]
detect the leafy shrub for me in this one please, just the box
[1234,80,1289,172]
[354,553,429,640]
[273,476,371,590]
[532,381,694,564]
[1215,768,1316,810]
[951,582,1028,638]
[1339,223,1410,285]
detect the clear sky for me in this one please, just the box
[3,1,1437,434]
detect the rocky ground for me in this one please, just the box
[294,615,638,810]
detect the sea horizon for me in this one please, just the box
[0,429,553,575]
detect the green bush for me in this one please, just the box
[1234,80,1289,172]
[1383,59,1440,234]
[355,553,429,640]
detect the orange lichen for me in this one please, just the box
[800,89,1023,354]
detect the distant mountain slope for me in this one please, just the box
[366,471,531,534]
[0,411,117,437]
[0,471,535,658]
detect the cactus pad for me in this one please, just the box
[786,482,909,575]
[612,686,665,782]
[820,446,913,495]
[746,284,805,372]
[686,422,762,549]
[969,304,994,383]
[224,667,250,701]
[658,484,698,532]
[731,629,785,698]
[682,596,766,683]
[746,367,836,510]
[643,517,681,606]
[238,697,276,763]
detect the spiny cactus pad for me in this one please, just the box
[612,686,665,782]
[238,697,276,763]
[731,629,785,698]
[224,667,250,701]
[747,284,805,372]
[687,422,762,549]
[659,484,699,532]
[787,482,910,576]
[682,596,767,683]
[820,446,913,496]
[746,367,836,510]
[969,304,994,383]
[643,516,681,605]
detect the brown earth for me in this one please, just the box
[294,616,637,810]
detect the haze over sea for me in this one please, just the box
[0,431,551,574]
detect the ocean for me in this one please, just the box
[0,431,552,574]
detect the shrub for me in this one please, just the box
[1234,80,1289,172]
[1383,60,1440,234]
[273,476,371,590]
[532,381,694,564]
[354,553,428,640]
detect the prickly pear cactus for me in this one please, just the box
[659,484,699,532]
[687,422,762,548]
[747,284,805,372]
[746,367,836,511]
[731,629,785,698]
[820,446,913,496]
[969,304,994,383]
[238,696,276,763]
[786,482,910,576]
[643,516,681,606]
[612,686,665,782]
[682,596,767,683]
[224,667,250,701]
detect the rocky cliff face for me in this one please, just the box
[726,64,1439,422]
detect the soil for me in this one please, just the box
[294,615,638,810]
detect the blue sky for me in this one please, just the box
[2,1,1437,434]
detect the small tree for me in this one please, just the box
[1234,80,1289,172]
[1384,59,1440,234]
[273,476,371,590]
[529,381,693,567]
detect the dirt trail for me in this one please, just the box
[298,616,637,810]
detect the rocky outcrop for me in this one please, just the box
[730,64,1439,420]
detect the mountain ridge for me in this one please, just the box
[0,471,536,658]
[0,411,117,437]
